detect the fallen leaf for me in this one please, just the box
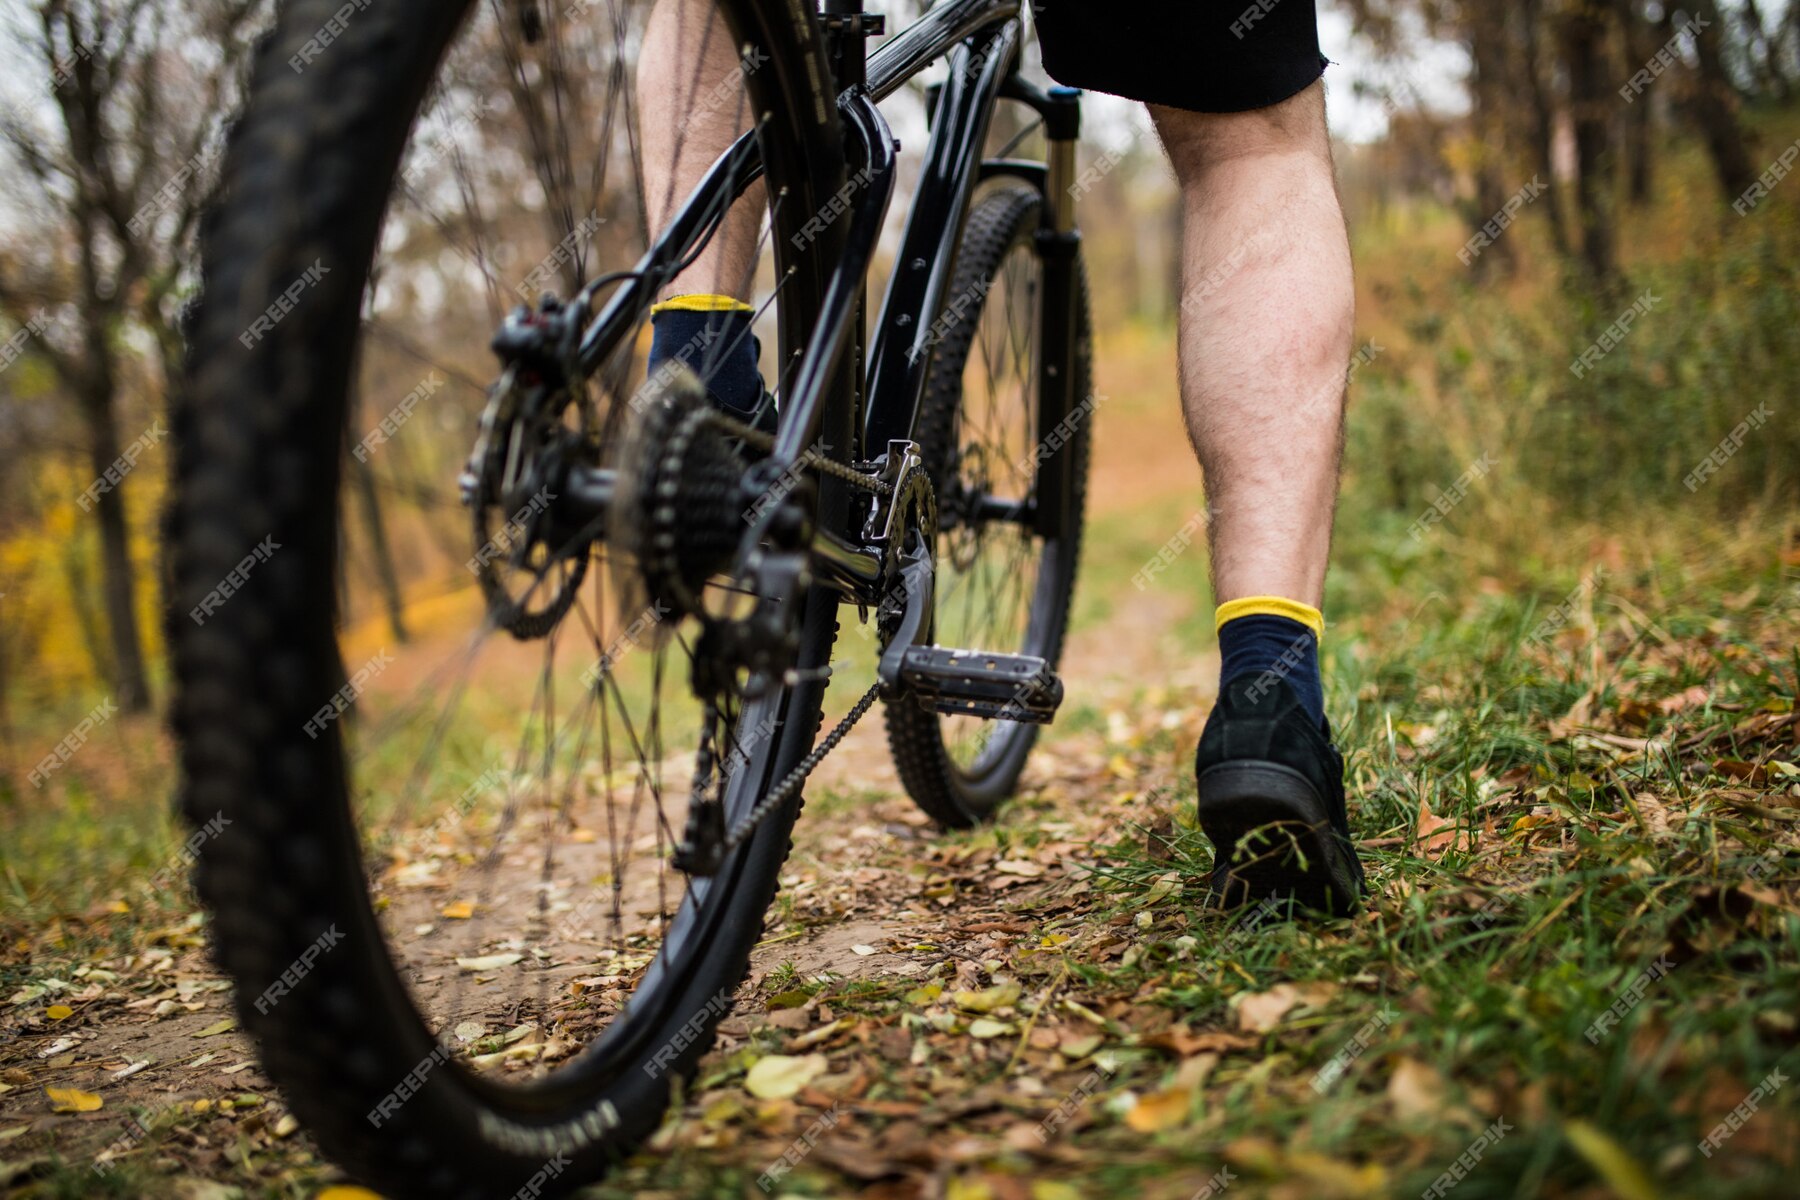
[110,1061,152,1081]
[1657,686,1709,715]
[1630,792,1676,840]
[440,901,475,920]
[743,1053,827,1099]
[1174,1053,1220,1092]
[851,944,878,956]
[1714,760,1769,785]
[1387,1058,1448,1123]
[45,1004,73,1020]
[317,1189,387,1200]
[455,953,524,972]
[1132,874,1181,909]
[168,1181,243,1200]
[1143,1026,1247,1057]
[1124,1087,1191,1132]
[967,1018,1012,1039]
[46,1086,103,1113]
[789,1018,853,1049]
[993,859,1045,877]
[191,1019,237,1038]
[954,983,1021,1014]
[1416,794,1459,858]
[1236,983,1336,1034]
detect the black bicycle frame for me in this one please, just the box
[563,0,1083,602]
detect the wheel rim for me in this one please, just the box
[933,224,1066,782]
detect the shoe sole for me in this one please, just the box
[1197,761,1362,916]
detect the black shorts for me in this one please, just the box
[1029,0,1326,113]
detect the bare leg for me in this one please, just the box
[638,0,764,301]
[1150,82,1353,609]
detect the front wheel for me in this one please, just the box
[168,0,844,1195]
[887,183,1094,828]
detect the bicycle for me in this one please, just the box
[170,0,1092,1194]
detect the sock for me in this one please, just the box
[1216,596,1326,727]
[647,294,761,418]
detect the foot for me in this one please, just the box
[1194,675,1365,915]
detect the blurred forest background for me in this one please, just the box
[0,0,1796,895]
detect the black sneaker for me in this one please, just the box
[1194,675,1365,915]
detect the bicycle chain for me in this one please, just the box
[694,408,895,498]
[718,680,883,857]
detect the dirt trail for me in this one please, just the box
[0,339,1217,1189]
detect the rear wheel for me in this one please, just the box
[887,183,1094,828]
[168,0,844,1195]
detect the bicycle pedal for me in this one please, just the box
[897,647,1064,723]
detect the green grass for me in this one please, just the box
[588,544,1798,1199]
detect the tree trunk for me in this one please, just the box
[1683,3,1758,201]
[59,495,120,703]
[81,380,152,713]
[1562,4,1619,285]
[1613,0,1657,204]
[351,454,410,645]
[1466,8,1519,277]
[1740,0,1791,97]
[1521,0,1576,246]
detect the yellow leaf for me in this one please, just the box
[953,982,1021,1014]
[192,1019,237,1038]
[569,828,598,843]
[1032,1185,1084,1200]
[967,1018,1012,1039]
[46,1086,103,1113]
[106,900,130,914]
[947,1178,994,1200]
[742,1052,826,1099]
[441,901,475,919]
[46,1004,74,1020]
[1125,1087,1192,1132]
[1564,1119,1657,1200]
[317,1189,389,1200]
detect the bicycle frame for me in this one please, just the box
[556,0,1084,607]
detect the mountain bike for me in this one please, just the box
[170,0,1091,1194]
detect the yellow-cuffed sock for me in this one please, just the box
[650,293,755,315]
